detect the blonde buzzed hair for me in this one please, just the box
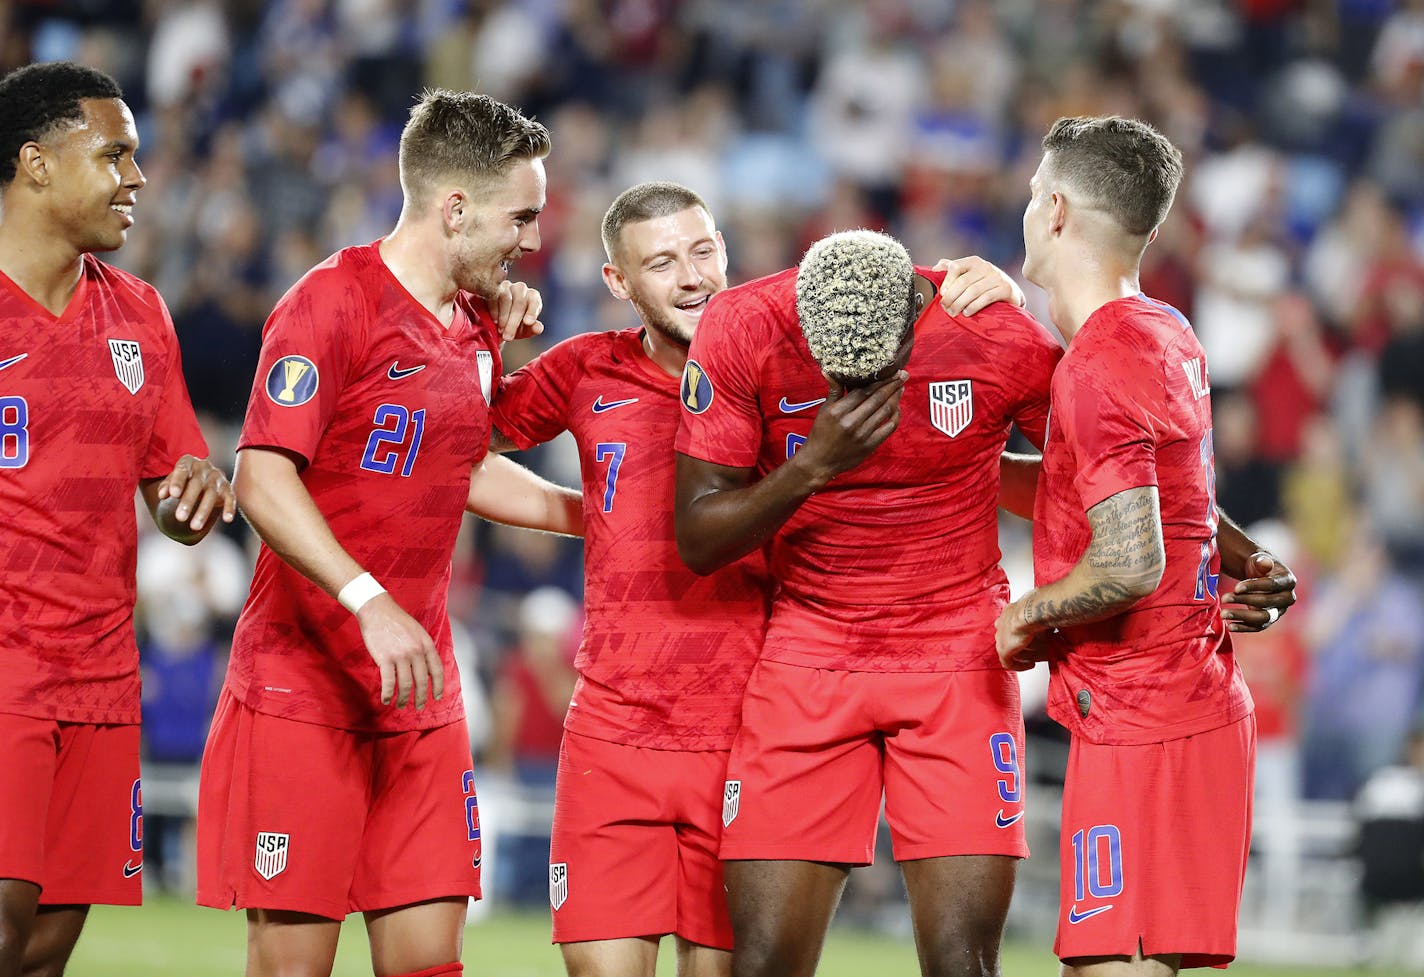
[796,230,914,382]
[601,181,710,263]
[398,89,550,205]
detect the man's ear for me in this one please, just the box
[601,262,630,301]
[1049,191,1068,236]
[441,189,468,233]
[17,141,50,186]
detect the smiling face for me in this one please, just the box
[41,98,145,254]
[603,205,727,346]
[449,155,546,302]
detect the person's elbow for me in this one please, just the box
[675,524,719,576]
[1119,553,1166,602]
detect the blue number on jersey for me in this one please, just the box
[0,396,29,468]
[989,732,1022,803]
[462,769,480,841]
[594,443,626,512]
[1071,824,1124,900]
[786,433,807,459]
[129,779,144,852]
[360,404,426,476]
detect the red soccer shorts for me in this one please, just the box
[719,660,1028,864]
[0,712,142,906]
[548,730,732,950]
[196,689,481,919]
[1055,713,1257,968]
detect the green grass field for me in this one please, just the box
[63,895,1410,977]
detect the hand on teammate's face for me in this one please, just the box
[795,372,906,488]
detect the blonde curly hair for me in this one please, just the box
[796,230,914,383]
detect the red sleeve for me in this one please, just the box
[992,306,1061,450]
[141,295,208,476]
[675,292,766,469]
[491,337,579,450]
[1065,341,1164,512]
[238,268,363,464]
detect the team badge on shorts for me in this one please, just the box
[254,832,290,880]
[722,780,742,827]
[265,355,319,407]
[681,359,714,414]
[929,380,973,437]
[108,339,144,395]
[549,862,569,910]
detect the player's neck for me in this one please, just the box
[0,218,86,316]
[379,226,459,326]
[641,327,687,378]
[1047,257,1140,343]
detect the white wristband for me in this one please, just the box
[337,572,385,614]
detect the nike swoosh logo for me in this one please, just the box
[591,396,639,413]
[778,396,826,414]
[1067,904,1113,924]
[388,362,426,380]
[995,810,1024,828]
[122,860,143,878]
[0,353,28,371]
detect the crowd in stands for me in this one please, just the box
[10,0,1424,903]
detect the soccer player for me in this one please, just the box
[675,228,1064,977]
[195,90,578,977]
[0,62,235,977]
[996,116,1297,976]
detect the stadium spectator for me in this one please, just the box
[194,89,579,977]
[0,60,234,977]
[997,115,1296,976]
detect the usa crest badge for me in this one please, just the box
[108,339,144,395]
[929,380,973,438]
[549,862,569,910]
[722,780,742,828]
[477,349,494,404]
[254,832,289,880]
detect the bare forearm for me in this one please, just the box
[234,450,363,596]
[1216,509,1262,580]
[675,452,825,574]
[998,452,1040,520]
[1020,487,1165,631]
[466,454,583,537]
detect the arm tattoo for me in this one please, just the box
[1024,487,1165,630]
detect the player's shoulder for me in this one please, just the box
[82,255,173,329]
[524,327,633,378]
[279,242,380,308]
[704,268,797,338]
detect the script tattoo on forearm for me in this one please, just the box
[1024,487,1164,629]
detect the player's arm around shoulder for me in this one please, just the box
[139,457,236,545]
[233,445,442,710]
[465,452,582,537]
[996,486,1166,670]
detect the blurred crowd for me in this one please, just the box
[10,0,1424,904]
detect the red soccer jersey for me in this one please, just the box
[493,328,769,750]
[676,268,1060,671]
[228,242,500,732]
[0,256,207,724]
[1033,294,1253,745]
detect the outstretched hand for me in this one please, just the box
[1221,551,1297,632]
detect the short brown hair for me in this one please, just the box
[601,181,711,262]
[1042,116,1183,235]
[398,89,550,204]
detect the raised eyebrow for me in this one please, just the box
[642,237,717,267]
